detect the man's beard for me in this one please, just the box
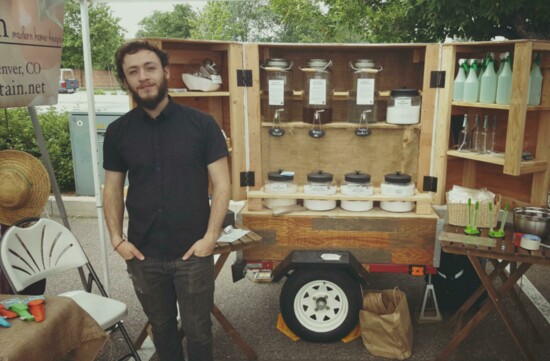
[130,77,169,110]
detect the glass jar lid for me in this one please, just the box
[390,88,420,97]
[265,58,291,69]
[306,59,331,69]
[345,171,371,183]
[384,171,412,184]
[268,170,294,182]
[307,170,333,182]
[351,59,376,69]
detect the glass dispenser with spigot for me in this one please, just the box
[261,58,293,124]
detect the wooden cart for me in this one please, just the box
[140,39,550,343]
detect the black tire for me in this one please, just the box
[280,268,362,342]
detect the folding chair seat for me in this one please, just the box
[0,218,141,361]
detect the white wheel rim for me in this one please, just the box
[293,279,349,333]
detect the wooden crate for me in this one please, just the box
[241,205,439,266]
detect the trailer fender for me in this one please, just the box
[271,250,368,286]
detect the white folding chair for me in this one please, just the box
[0,218,141,361]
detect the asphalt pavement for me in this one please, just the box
[43,213,550,361]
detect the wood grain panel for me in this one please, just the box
[391,248,434,265]
[243,245,392,264]
[260,127,419,187]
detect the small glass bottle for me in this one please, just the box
[479,115,490,154]
[489,116,498,153]
[470,114,481,153]
[456,114,470,151]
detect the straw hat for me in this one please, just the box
[0,150,50,225]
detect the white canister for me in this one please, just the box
[380,171,415,212]
[387,89,421,124]
[341,171,374,212]
[303,171,337,211]
[264,170,298,209]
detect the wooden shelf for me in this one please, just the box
[261,121,421,129]
[242,204,439,219]
[168,91,230,97]
[247,187,433,215]
[446,150,547,175]
[526,105,550,111]
[452,101,550,112]
[452,101,509,110]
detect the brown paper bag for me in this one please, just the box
[359,289,413,360]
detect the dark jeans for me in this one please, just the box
[126,255,215,361]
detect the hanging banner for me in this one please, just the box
[0,0,65,108]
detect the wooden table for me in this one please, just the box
[436,229,550,361]
[134,228,262,360]
[0,294,107,361]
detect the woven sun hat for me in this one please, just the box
[0,150,50,225]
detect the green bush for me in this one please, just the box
[0,108,75,192]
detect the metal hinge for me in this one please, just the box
[237,69,253,87]
[240,171,255,187]
[430,71,446,88]
[423,176,438,193]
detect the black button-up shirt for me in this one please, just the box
[103,98,228,259]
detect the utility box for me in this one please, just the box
[69,112,124,196]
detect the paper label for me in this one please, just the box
[356,78,375,105]
[394,98,412,107]
[308,79,327,105]
[210,74,223,84]
[268,79,285,105]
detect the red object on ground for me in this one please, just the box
[0,304,18,319]
[28,299,45,322]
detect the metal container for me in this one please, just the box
[513,207,550,239]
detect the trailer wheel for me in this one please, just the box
[280,269,362,342]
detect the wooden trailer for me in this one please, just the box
[141,39,550,342]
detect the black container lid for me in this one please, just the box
[384,171,411,184]
[268,170,294,181]
[390,88,420,97]
[307,170,333,182]
[345,171,371,183]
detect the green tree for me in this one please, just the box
[136,4,197,38]
[62,0,126,69]
[269,0,332,43]
[0,108,74,191]
[408,0,550,41]
[191,0,277,42]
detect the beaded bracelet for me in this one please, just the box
[113,238,127,251]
